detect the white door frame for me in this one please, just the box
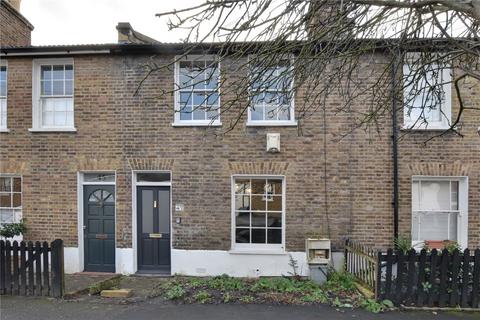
[77,171,116,272]
[131,170,172,274]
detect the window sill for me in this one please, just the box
[246,121,298,127]
[229,248,286,255]
[28,127,77,133]
[401,124,454,131]
[171,121,222,127]
[0,128,10,133]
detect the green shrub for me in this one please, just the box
[0,219,27,238]
[324,272,356,293]
[360,298,394,313]
[301,289,328,303]
[206,274,246,291]
[250,277,317,293]
[164,284,186,300]
[194,290,212,303]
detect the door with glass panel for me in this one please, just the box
[84,185,115,272]
[137,186,171,273]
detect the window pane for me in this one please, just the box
[265,105,278,120]
[192,106,205,121]
[235,212,249,227]
[268,196,282,211]
[191,60,205,90]
[0,80,6,97]
[235,179,250,194]
[193,92,206,106]
[204,62,219,90]
[251,229,266,243]
[41,80,52,96]
[251,195,266,211]
[0,177,11,192]
[136,172,170,183]
[235,195,250,211]
[42,111,54,126]
[267,212,282,227]
[250,106,263,121]
[12,193,21,207]
[54,111,66,126]
[0,193,11,207]
[12,178,21,192]
[180,92,192,105]
[236,228,250,243]
[141,190,154,234]
[268,179,282,194]
[251,212,266,227]
[180,105,192,120]
[52,65,64,80]
[278,105,291,121]
[41,65,52,80]
[84,173,115,183]
[267,229,282,244]
[451,181,459,210]
[0,209,14,224]
[251,179,266,195]
[419,212,456,241]
[412,181,420,211]
[420,181,450,211]
[52,80,64,95]
[65,65,73,80]
[0,66,6,80]
[65,80,73,96]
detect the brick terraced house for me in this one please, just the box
[1,0,479,276]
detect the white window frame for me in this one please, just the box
[230,175,286,254]
[411,176,468,249]
[30,58,76,132]
[173,55,222,127]
[403,63,452,130]
[0,175,22,225]
[247,55,297,127]
[0,60,8,132]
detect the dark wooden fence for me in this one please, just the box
[0,239,64,297]
[377,248,480,309]
[344,239,378,295]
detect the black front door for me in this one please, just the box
[84,185,115,272]
[137,187,171,273]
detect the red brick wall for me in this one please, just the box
[0,1,32,47]
[0,53,478,251]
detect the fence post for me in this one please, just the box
[0,240,5,295]
[472,249,480,309]
[51,239,64,298]
[375,251,382,300]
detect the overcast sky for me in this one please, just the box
[21,0,199,45]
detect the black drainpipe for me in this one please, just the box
[391,57,399,243]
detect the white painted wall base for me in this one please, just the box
[116,248,135,274]
[171,249,309,277]
[64,247,81,274]
[63,247,344,276]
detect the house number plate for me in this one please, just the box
[149,233,163,238]
[95,234,108,239]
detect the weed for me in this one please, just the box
[239,295,255,303]
[301,289,328,303]
[360,298,394,313]
[206,274,246,291]
[324,272,356,293]
[250,277,317,293]
[194,290,212,303]
[222,292,233,303]
[164,284,186,300]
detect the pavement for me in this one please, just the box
[1,296,478,320]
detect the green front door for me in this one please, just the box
[84,185,115,272]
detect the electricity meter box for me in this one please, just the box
[306,238,331,265]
